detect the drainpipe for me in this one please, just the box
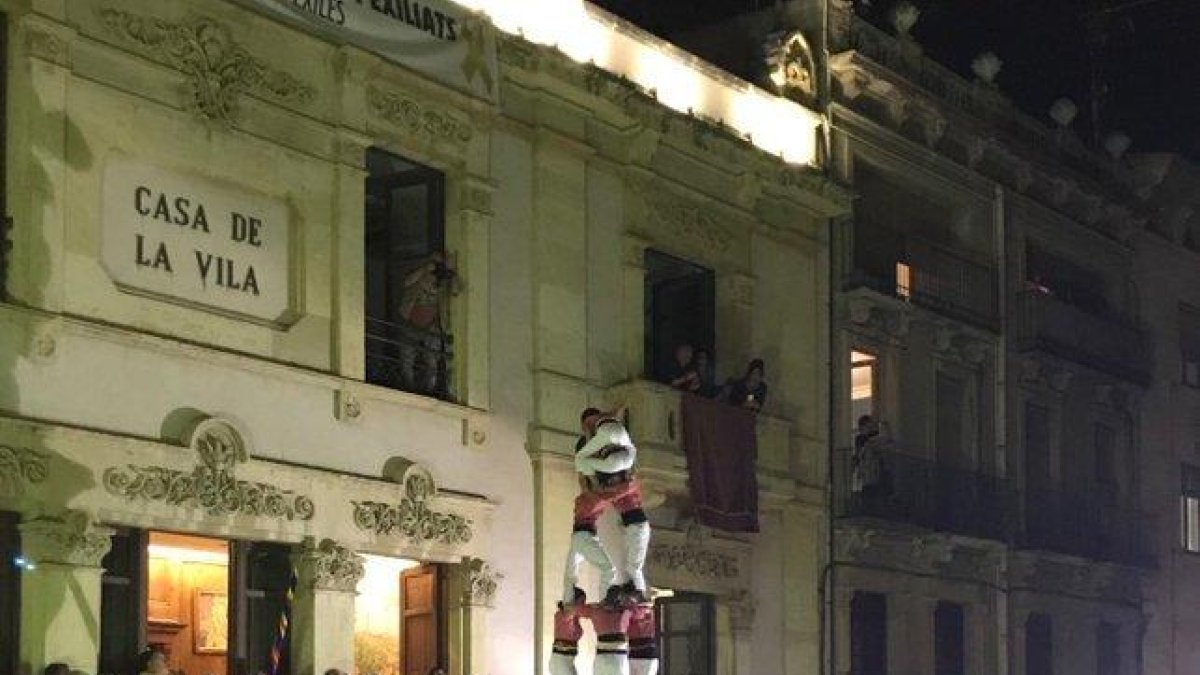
[993,181,1010,675]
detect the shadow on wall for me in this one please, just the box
[2,83,102,675]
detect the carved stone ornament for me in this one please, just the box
[19,510,114,567]
[726,590,757,632]
[98,8,315,125]
[461,557,502,608]
[629,182,733,256]
[298,538,365,593]
[0,445,49,497]
[103,417,315,521]
[353,463,473,545]
[764,31,816,105]
[648,521,741,580]
[367,85,474,144]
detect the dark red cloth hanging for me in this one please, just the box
[680,393,760,532]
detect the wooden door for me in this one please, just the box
[402,565,441,675]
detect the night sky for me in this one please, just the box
[593,0,1200,161]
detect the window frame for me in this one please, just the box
[1181,463,1200,554]
[656,591,716,675]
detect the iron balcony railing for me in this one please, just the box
[834,448,1012,542]
[1017,487,1156,568]
[365,316,454,401]
[1013,289,1151,385]
[847,230,999,330]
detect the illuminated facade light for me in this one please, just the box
[457,0,822,166]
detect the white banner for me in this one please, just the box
[247,0,497,101]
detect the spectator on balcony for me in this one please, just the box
[693,348,718,397]
[398,251,460,332]
[668,343,701,392]
[720,359,768,412]
[851,415,890,511]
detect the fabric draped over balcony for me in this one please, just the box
[680,394,759,532]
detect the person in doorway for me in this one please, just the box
[398,251,459,331]
[667,343,700,392]
[851,415,890,512]
[137,649,169,675]
[692,348,717,398]
[720,359,768,412]
[564,407,652,607]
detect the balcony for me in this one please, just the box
[1013,290,1151,384]
[606,379,796,491]
[1017,488,1155,567]
[847,231,998,330]
[365,317,455,401]
[833,448,1011,542]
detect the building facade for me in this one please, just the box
[0,1,845,675]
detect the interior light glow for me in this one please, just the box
[147,544,230,566]
[355,554,422,634]
[632,48,701,114]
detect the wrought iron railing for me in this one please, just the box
[834,448,1011,542]
[365,317,454,401]
[847,230,999,330]
[1013,289,1151,384]
[1017,488,1155,567]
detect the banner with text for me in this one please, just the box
[101,158,294,324]
[248,0,497,101]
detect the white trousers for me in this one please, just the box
[563,530,616,604]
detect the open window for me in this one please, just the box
[644,249,715,385]
[1025,613,1053,675]
[354,556,446,675]
[850,350,877,433]
[365,148,453,400]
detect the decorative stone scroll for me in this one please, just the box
[103,417,315,521]
[0,445,49,497]
[648,521,741,581]
[20,510,114,567]
[366,85,474,144]
[98,8,315,124]
[764,31,816,106]
[352,462,473,545]
[628,181,734,257]
[460,557,502,608]
[297,538,365,593]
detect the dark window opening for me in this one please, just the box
[1179,306,1200,387]
[365,148,453,401]
[100,529,148,675]
[1,511,19,675]
[1025,244,1111,317]
[850,591,887,675]
[644,249,715,385]
[934,601,965,675]
[656,591,715,675]
[1026,612,1054,675]
[1096,621,1120,675]
[1094,424,1118,501]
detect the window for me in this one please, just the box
[1025,244,1110,316]
[644,250,715,384]
[851,350,877,431]
[100,529,147,675]
[934,601,965,675]
[1182,463,1200,553]
[355,557,446,675]
[1096,621,1120,675]
[364,148,452,400]
[1094,424,1117,503]
[895,262,912,300]
[935,371,969,468]
[657,591,715,675]
[1179,306,1200,387]
[1025,613,1053,675]
[850,591,887,675]
[1,511,19,675]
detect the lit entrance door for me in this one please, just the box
[401,564,442,675]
